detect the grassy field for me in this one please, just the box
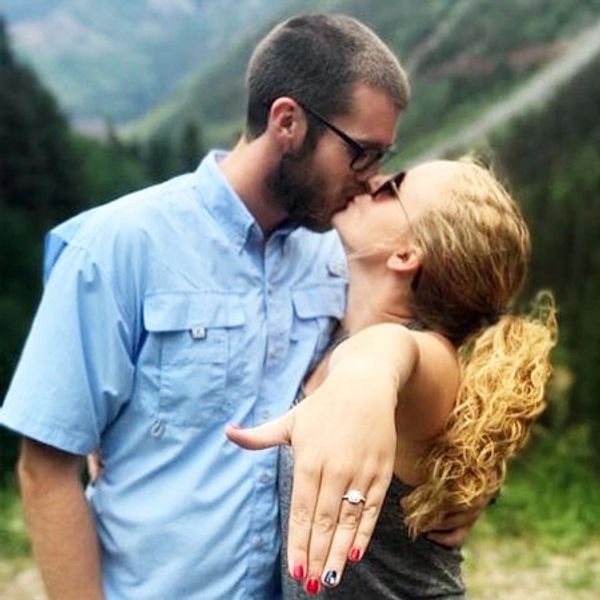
[2,426,599,599]
[464,521,600,599]
[2,528,599,599]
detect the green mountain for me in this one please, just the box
[121,0,600,449]
[2,0,296,126]
[124,0,600,154]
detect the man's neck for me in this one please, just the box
[219,137,288,236]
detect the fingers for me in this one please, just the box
[429,507,479,532]
[342,478,387,564]
[304,474,357,592]
[422,507,480,548]
[319,494,364,588]
[286,462,321,591]
[425,525,470,548]
[86,451,104,485]
[224,411,293,450]
[287,468,390,594]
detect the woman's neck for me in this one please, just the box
[341,262,414,336]
[304,261,415,395]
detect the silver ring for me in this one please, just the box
[342,489,366,505]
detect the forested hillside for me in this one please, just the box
[2,0,295,126]
[120,0,600,459]
[2,4,600,595]
[125,0,600,148]
[0,18,155,476]
[494,52,600,448]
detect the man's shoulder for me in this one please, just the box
[44,172,202,279]
[71,172,199,238]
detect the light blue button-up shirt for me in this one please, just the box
[1,151,347,599]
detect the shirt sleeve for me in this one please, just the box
[0,243,136,455]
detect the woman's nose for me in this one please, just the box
[366,174,389,195]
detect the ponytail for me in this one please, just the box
[402,291,558,538]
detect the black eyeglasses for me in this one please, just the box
[372,170,406,198]
[371,170,422,292]
[298,102,395,172]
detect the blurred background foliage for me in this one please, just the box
[1,0,599,588]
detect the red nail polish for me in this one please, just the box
[292,564,305,581]
[349,547,362,562]
[306,578,320,595]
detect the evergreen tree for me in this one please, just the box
[0,16,83,223]
[495,53,600,457]
[144,134,177,182]
[180,118,205,172]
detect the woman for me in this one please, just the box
[228,158,557,598]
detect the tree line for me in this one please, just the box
[0,18,205,479]
[2,15,600,482]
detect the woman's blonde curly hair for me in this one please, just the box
[400,158,558,537]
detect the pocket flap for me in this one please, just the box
[292,284,346,320]
[143,291,245,332]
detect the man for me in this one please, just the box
[0,14,476,600]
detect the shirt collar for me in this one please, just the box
[193,150,258,253]
[194,150,299,252]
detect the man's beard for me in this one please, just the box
[267,149,333,233]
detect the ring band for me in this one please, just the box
[342,489,366,504]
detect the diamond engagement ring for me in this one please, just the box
[342,489,366,505]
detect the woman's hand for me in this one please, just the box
[227,324,417,593]
[226,369,397,592]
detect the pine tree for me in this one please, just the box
[0,16,83,222]
[180,118,205,172]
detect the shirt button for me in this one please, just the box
[190,326,206,340]
[150,419,165,437]
[253,535,263,548]
[261,409,271,420]
[327,260,348,278]
[259,472,270,484]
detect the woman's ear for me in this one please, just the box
[386,244,423,275]
[267,97,307,152]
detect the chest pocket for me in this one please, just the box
[291,284,346,366]
[143,291,245,428]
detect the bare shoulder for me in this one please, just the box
[395,330,459,441]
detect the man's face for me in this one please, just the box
[269,83,401,232]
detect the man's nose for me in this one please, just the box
[353,162,381,185]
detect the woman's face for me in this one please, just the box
[332,161,460,260]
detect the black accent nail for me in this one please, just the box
[323,570,338,587]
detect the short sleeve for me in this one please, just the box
[0,243,135,455]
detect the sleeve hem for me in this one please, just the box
[0,409,97,456]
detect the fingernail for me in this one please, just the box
[227,423,241,429]
[349,547,362,562]
[323,570,338,587]
[292,564,305,581]
[306,578,320,595]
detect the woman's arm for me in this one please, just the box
[227,324,482,589]
[393,329,459,442]
[227,324,419,586]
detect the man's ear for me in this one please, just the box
[267,97,307,152]
[386,244,423,275]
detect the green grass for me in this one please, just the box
[468,424,600,552]
[0,425,598,595]
[0,482,29,561]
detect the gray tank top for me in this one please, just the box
[278,321,467,599]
